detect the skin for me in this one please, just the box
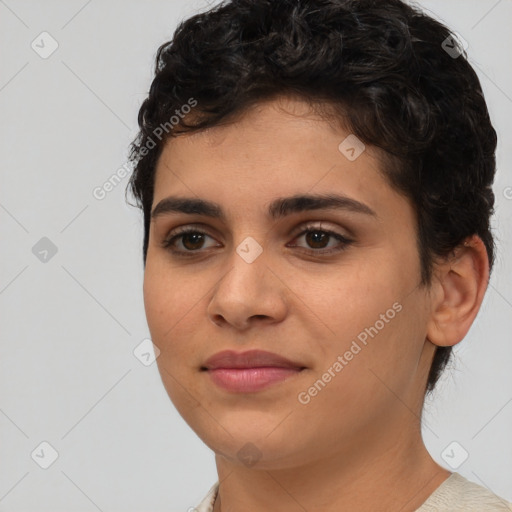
[143,96,489,511]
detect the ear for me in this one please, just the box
[426,235,490,347]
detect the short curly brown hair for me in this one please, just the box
[126,0,497,394]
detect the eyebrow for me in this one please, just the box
[151,193,377,222]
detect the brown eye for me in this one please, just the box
[160,224,353,258]
[161,228,220,256]
[181,232,207,251]
[288,224,354,255]
[304,230,331,249]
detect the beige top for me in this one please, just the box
[194,473,512,511]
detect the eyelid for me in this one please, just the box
[163,220,349,242]
[162,222,220,241]
[162,224,220,249]
[287,222,354,253]
[289,221,350,239]
[161,221,354,256]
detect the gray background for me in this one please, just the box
[0,0,511,510]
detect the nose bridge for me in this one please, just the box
[207,234,287,328]
[221,234,268,298]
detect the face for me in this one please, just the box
[143,96,436,469]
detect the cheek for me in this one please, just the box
[305,265,401,341]
[327,291,428,406]
[306,258,423,383]
[143,260,213,370]
[143,264,205,407]
[143,261,191,346]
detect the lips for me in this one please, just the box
[201,349,306,393]
[201,349,306,371]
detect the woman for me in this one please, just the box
[127,0,512,509]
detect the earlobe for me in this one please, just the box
[426,235,490,348]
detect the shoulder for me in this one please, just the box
[194,482,219,512]
[416,473,512,512]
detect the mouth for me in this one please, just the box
[202,366,306,393]
[201,349,307,393]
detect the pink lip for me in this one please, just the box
[207,367,304,392]
[201,350,306,393]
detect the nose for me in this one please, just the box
[207,241,288,331]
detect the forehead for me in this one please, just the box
[151,97,409,225]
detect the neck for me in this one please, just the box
[212,414,450,512]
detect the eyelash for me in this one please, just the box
[160,223,354,258]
